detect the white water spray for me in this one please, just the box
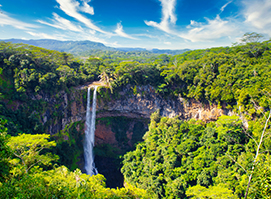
[84,86,98,175]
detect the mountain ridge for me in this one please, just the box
[2,39,190,55]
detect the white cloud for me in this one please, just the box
[186,20,200,29]
[134,33,161,40]
[179,15,236,42]
[26,31,60,40]
[37,13,83,32]
[81,0,91,3]
[164,41,171,45]
[56,0,109,34]
[80,2,94,15]
[243,0,271,35]
[0,13,37,30]
[114,23,137,40]
[143,0,242,44]
[220,1,232,12]
[145,0,177,34]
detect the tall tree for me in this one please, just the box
[7,133,58,174]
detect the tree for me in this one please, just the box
[98,70,114,92]
[7,133,58,174]
[240,32,264,44]
[239,32,265,58]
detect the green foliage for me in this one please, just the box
[1,35,271,199]
[51,121,84,171]
[249,154,271,198]
[186,184,237,199]
[2,37,271,117]
[0,123,148,198]
[0,118,11,181]
[160,36,271,109]
[122,115,251,198]
[0,165,149,199]
[7,133,59,174]
[0,42,101,96]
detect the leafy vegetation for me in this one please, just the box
[2,34,270,113]
[0,33,271,198]
[122,111,271,198]
[0,121,149,198]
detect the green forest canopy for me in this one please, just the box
[0,33,271,198]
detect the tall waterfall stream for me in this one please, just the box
[84,86,98,176]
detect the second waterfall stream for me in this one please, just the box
[84,86,98,176]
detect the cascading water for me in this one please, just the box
[84,86,98,176]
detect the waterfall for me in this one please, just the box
[84,86,98,176]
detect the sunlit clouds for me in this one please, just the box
[220,1,233,12]
[37,13,83,32]
[145,0,237,43]
[179,15,236,42]
[80,2,94,15]
[55,0,107,34]
[0,13,38,30]
[26,31,61,40]
[243,0,271,36]
[145,0,177,34]
[115,23,138,40]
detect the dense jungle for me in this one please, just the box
[0,33,271,198]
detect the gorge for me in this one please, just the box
[25,84,233,187]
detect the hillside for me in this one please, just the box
[3,39,114,54]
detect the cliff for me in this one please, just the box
[25,84,232,136]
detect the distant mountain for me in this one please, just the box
[116,47,190,55]
[3,39,190,55]
[116,47,148,52]
[3,39,114,53]
[149,48,190,55]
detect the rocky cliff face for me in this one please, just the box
[96,85,231,122]
[30,84,231,136]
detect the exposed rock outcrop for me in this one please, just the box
[96,85,230,122]
[30,84,231,135]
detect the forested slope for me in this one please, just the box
[122,111,271,198]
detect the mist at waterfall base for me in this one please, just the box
[84,86,98,176]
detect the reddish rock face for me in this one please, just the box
[95,121,118,146]
[93,119,148,151]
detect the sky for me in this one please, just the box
[0,0,270,50]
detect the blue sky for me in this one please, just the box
[0,0,270,49]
